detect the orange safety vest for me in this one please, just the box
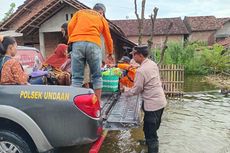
[117,63,136,88]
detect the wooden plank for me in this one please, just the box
[167,64,169,97]
[175,64,177,97]
[179,65,182,98]
[159,64,184,98]
[179,65,181,98]
[171,64,173,97]
[180,65,183,98]
[173,65,176,97]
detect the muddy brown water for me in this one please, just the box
[57,76,230,153]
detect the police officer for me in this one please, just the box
[124,45,167,153]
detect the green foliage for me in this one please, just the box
[2,3,16,22]
[152,42,229,75]
[202,44,230,74]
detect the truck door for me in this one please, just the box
[101,92,142,130]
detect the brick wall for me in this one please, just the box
[128,35,184,47]
[44,32,63,57]
[188,31,215,44]
[15,33,39,47]
[15,37,24,46]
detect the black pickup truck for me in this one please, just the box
[0,85,141,153]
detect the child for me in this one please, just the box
[117,56,136,90]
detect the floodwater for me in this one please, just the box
[58,76,230,153]
[183,75,218,92]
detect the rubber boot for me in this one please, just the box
[147,141,159,153]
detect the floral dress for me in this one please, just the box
[0,58,28,85]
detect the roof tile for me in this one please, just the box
[112,17,189,36]
[184,16,220,32]
[217,17,230,25]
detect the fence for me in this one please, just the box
[159,64,184,98]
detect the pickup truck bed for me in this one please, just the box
[101,92,142,130]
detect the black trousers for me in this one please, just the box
[143,106,164,145]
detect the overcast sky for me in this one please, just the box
[0,0,229,21]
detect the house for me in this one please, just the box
[215,18,230,41]
[112,17,189,48]
[217,37,230,50]
[183,16,222,45]
[0,0,135,60]
[216,18,230,49]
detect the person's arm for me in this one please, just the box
[117,63,131,70]
[11,61,28,85]
[0,35,3,42]
[124,71,144,96]
[67,11,79,43]
[102,18,113,55]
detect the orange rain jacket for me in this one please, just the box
[68,9,113,55]
[117,63,136,88]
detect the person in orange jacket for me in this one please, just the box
[68,3,114,102]
[117,56,136,89]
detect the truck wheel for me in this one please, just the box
[0,130,32,153]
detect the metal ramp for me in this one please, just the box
[102,92,142,130]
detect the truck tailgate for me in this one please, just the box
[101,92,142,130]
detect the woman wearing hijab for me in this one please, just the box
[43,44,68,69]
[39,44,70,85]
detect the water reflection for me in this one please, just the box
[58,92,229,153]
[101,92,230,153]
[57,75,229,153]
[184,75,218,92]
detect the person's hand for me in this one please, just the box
[0,35,4,42]
[107,64,116,68]
[107,54,114,63]
[120,85,125,93]
[122,91,129,97]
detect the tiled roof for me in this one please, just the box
[0,0,37,29]
[217,17,230,25]
[111,17,189,36]
[217,37,230,48]
[0,0,135,47]
[184,16,220,32]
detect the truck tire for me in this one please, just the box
[0,130,32,153]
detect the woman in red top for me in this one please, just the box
[0,36,28,85]
[41,44,70,86]
[43,44,68,69]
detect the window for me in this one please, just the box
[65,14,68,21]
[65,13,74,21]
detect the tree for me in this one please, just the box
[147,7,158,54]
[157,22,173,65]
[134,0,172,64]
[134,0,146,45]
[2,3,16,22]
